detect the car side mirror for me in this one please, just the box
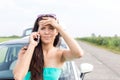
[80,63,93,73]
[79,63,93,80]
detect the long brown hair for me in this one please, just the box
[29,14,60,80]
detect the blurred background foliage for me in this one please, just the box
[76,34,120,54]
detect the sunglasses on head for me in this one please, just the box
[37,14,56,19]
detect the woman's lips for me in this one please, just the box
[43,36,51,40]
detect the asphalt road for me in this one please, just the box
[74,41,120,80]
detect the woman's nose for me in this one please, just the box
[44,29,49,34]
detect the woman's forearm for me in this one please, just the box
[56,26,84,58]
[13,44,35,80]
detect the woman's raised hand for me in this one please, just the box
[40,17,61,29]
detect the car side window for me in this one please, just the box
[0,46,8,63]
[22,28,32,37]
[25,29,32,36]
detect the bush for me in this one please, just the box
[78,36,120,53]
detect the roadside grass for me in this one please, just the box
[76,39,120,55]
[0,37,21,42]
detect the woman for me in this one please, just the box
[13,14,84,80]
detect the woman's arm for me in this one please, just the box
[13,32,40,80]
[13,44,35,80]
[56,26,84,61]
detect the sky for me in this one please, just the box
[0,0,120,37]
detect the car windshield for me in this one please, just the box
[0,44,23,64]
[0,45,8,63]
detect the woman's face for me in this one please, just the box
[38,19,58,44]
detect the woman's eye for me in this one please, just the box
[41,27,45,30]
[49,26,54,30]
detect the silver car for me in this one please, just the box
[0,28,93,80]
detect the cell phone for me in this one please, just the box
[34,36,40,43]
[37,36,40,43]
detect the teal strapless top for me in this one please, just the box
[23,68,62,80]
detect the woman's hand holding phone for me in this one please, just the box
[29,32,40,47]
